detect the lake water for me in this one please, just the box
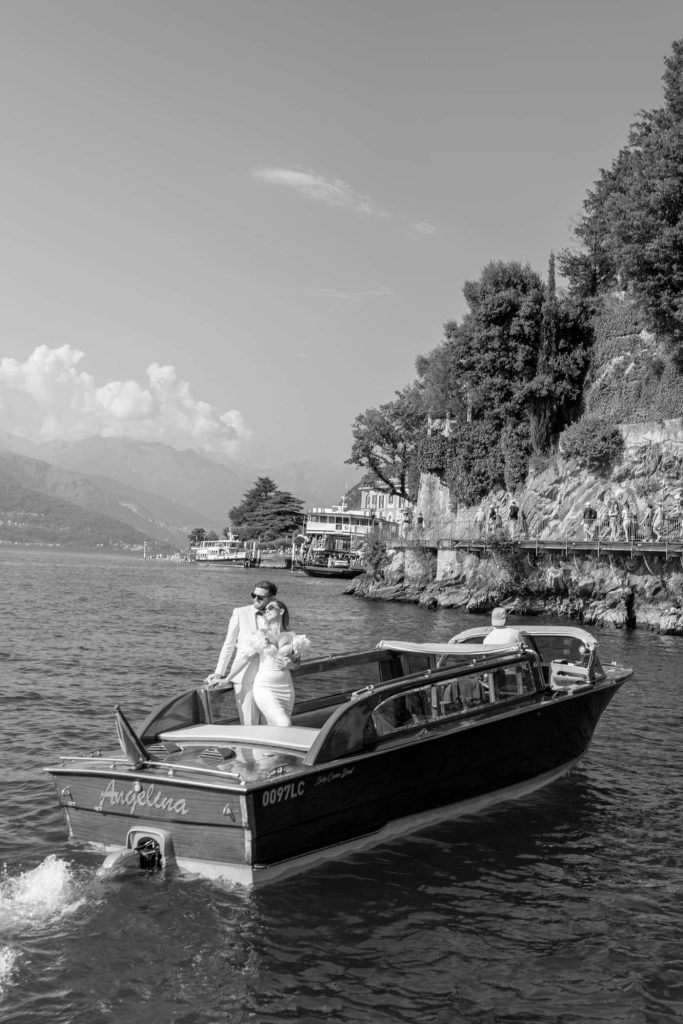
[1,549,682,1024]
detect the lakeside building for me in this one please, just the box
[358,483,412,524]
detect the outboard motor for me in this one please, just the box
[99,827,175,878]
[135,836,163,872]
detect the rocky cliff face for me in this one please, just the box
[414,426,683,545]
[349,433,683,635]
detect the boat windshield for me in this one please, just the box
[519,635,603,679]
[371,659,541,738]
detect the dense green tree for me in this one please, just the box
[405,259,592,503]
[188,527,206,546]
[444,422,502,506]
[427,262,545,502]
[560,417,624,469]
[524,254,592,451]
[560,40,683,348]
[448,261,545,428]
[230,476,278,529]
[229,477,304,541]
[415,338,467,420]
[258,489,306,538]
[346,383,424,501]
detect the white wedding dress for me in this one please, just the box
[252,632,296,726]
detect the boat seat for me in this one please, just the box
[158,724,320,753]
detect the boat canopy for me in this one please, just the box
[449,625,599,646]
[376,639,521,656]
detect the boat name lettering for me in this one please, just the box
[262,781,306,806]
[99,779,189,817]
[313,767,355,786]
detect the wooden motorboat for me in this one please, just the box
[300,562,364,579]
[45,625,631,886]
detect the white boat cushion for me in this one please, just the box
[158,724,320,752]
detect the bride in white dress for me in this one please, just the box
[244,599,310,726]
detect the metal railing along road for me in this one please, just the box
[378,512,683,555]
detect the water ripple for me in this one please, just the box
[0,550,682,1023]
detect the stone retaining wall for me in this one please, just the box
[619,416,683,449]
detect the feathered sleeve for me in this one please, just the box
[291,634,311,660]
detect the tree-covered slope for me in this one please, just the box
[0,473,154,550]
[0,449,195,548]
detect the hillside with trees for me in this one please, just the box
[347,39,683,511]
[0,475,154,551]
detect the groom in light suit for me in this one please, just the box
[205,580,278,725]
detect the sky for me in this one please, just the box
[1,0,682,469]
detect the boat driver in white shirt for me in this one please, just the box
[482,607,522,645]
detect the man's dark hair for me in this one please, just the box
[254,580,277,596]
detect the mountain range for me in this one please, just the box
[0,434,357,552]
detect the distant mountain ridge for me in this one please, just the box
[0,461,152,551]
[0,434,358,551]
[0,450,199,549]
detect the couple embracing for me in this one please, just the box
[205,580,310,727]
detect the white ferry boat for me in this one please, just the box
[192,533,259,568]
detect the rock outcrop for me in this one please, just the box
[349,547,683,633]
[349,434,683,635]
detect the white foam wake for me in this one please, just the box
[0,945,19,998]
[0,854,86,931]
[0,855,91,1001]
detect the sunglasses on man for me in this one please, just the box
[251,592,268,601]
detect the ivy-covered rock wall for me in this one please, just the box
[585,298,683,422]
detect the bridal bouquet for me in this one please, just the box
[242,631,271,657]
[242,631,311,662]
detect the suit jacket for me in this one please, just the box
[214,604,262,684]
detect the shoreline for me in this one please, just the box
[346,547,683,636]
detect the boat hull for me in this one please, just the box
[52,770,252,864]
[48,680,621,884]
[300,565,364,579]
[246,681,618,866]
[194,561,252,568]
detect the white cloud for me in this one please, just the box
[409,221,437,236]
[253,167,390,218]
[0,346,250,455]
[254,166,437,239]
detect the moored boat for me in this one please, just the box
[45,624,631,886]
[295,498,393,577]
[192,533,259,567]
[300,560,364,579]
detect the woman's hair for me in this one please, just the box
[266,598,290,630]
